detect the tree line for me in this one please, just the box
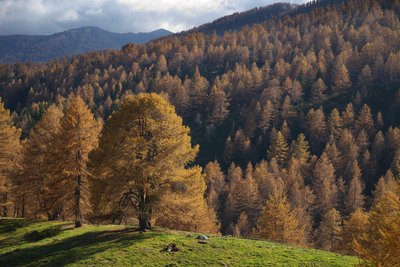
[1,93,399,265]
[0,0,400,264]
[0,94,218,233]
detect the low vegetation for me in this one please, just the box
[0,218,357,267]
[1,0,400,264]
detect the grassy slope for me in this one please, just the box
[0,218,357,267]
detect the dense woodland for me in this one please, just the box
[1,0,400,265]
[184,3,296,35]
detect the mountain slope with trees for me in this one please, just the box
[0,27,172,63]
[184,3,296,35]
[0,0,400,264]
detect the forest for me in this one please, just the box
[0,0,400,265]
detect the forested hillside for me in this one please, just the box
[1,0,400,265]
[184,3,296,35]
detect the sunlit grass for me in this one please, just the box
[0,218,357,266]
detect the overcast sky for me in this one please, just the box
[0,0,307,35]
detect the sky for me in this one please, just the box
[0,0,306,35]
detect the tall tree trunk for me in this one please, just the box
[14,200,19,218]
[139,213,152,231]
[74,175,82,228]
[21,193,25,218]
[2,193,8,217]
[137,117,152,232]
[138,190,152,231]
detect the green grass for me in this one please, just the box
[0,218,358,267]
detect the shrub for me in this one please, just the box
[24,226,62,242]
[0,219,31,233]
[3,225,17,232]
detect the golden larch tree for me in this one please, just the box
[354,189,400,266]
[91,93,204,231]
[0,98,21,217]
[267,131,289,166]
[204,161,225,214]
[290,133,310,164]
[224,163,260,230]
[373,171,399,205]
[316,208,342,251]
[155,166,219,234]
[20,105,63,219]
[340,208,368,255]
[344,160,365,215]
[255,192,305,245]
[332,63,351,94]
[312,153,338,217]
[53,96,100,227]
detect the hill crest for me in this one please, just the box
[0,27,172,63]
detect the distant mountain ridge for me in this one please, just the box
[0,27,172,63]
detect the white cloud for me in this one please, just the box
[57,9,80,22]
[85,8,103,16]
[115,0,224,13]
[0,0,307,35]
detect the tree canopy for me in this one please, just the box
[91,93,210,231]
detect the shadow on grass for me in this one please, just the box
[0,218,39,234]
[0,220,72,250]
[0,228,156,267]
